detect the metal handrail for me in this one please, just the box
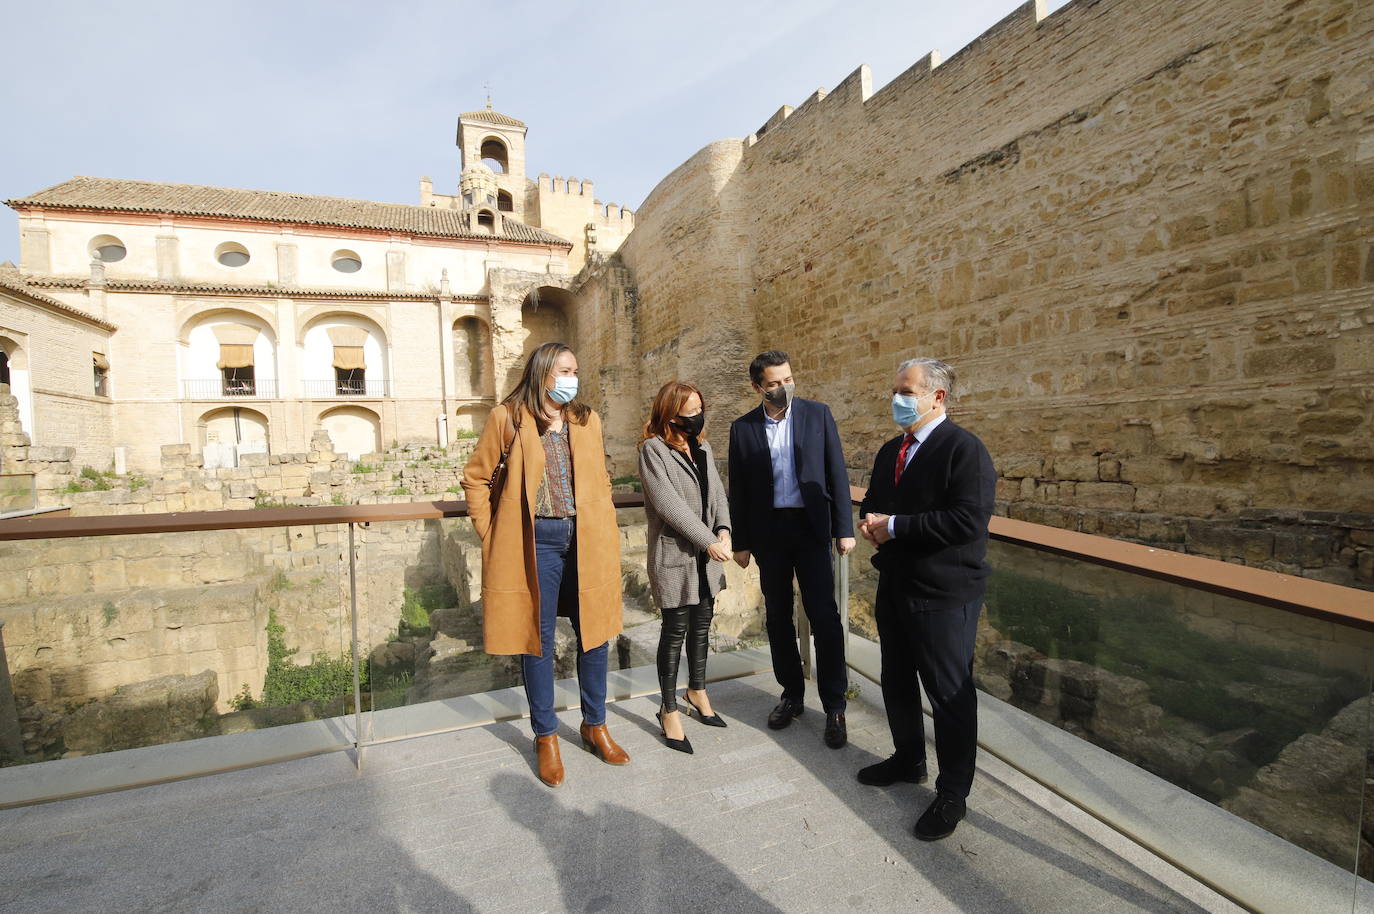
[1,485,1369,628]
[849,484,1374,630]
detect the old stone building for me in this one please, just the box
[570,0,1374,588]
[2,106,634,470]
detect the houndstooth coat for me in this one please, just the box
[639,435,731,610]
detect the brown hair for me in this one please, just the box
[501,341,590,433]
[642,380,706,453]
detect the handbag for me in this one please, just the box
[486,407,522,514]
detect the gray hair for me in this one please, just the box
[897,357,956,400]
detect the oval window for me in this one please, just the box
[332,250,362,273]
[215,242,251,267]
[89,234,127,263]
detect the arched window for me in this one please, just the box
[480,137,508,174]
[497,190,514,212]
[477,210,496,233]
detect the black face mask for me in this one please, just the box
[673,413,705,438]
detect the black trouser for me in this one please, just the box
[658,560,714,710]
[875,571,982,799]
[756,508,847,714]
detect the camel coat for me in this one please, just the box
[461,403,623,655]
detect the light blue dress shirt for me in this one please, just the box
[888,413,946,537]
[764,405,804,508]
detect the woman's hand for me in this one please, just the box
[706,541,732,562]
[716,530,732,552]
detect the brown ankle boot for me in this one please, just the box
[535,734,564,787]
[579,722,630,765]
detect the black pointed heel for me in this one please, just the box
[683,693,727,728]
[656,708,694,754]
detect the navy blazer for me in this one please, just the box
[859,418,996,610]
[727,397,854,552]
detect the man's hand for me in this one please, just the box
[862,513,893,545]
[836,536,856,556]
[733,550,751,569]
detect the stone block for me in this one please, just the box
[1072,482,1135,510]
[62,670,218,755]
[28,446,76,463]
[239,452,269,468]
[126,557,184,589]
[90,559,128,591]
[28,563,92,597]
[1049,456,1099,481]
[160,444,192,459]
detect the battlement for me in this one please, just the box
[537,173,634,229]
[744,0,1068,150]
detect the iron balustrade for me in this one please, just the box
[300,379,391,398]
[181,379,278,399]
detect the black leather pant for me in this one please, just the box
[658,588,714,711]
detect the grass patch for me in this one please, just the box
[611,475,642,492]
[398,583,458,638]
[352,463,379,473]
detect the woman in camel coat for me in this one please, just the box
[462,341,627,787]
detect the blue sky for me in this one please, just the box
[0,0,1071,264]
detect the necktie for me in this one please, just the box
[894,434,916,486]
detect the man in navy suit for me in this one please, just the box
[856,357,995,841]
[728,350,856,749]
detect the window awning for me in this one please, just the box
[332,346,365,371]
[217,344,255,370]
[326,326,368,347]
[92,352,109,371]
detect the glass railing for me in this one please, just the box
[0,524,352,773]
[0,495,773,805]
[0,473,37,514]
[842,496,1374,913]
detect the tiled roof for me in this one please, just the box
[7,177,570,247]
[459,107,527,129]
[24,275,488,303]
[0,265,116,330]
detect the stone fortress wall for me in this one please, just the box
[572,0,1374,590]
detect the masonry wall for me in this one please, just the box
[0,290,112,467]
[576,0,1374,587]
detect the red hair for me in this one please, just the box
[642,380,706,453]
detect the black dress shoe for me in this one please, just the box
[857,755,929,786]
[914,794,966,841]
[656,709,694,755]
[767,698,804,730]
[823,712,847,749]
[682,693,727,728]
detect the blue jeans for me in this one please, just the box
[523,517,609,737]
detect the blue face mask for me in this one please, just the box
[548,376,579,404]
[891,392,932,430]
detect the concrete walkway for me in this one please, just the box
[0,673,1238,913]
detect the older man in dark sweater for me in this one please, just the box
[856,357,996,842]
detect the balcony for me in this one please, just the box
[302,378,391,398]
[181,378,279,399]
[0,494,1370,912]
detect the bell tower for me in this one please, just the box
[457,101,528,221]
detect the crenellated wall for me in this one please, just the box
[571,0,1374,588]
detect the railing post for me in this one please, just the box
[836,550,849,647]
[348,522,364,769]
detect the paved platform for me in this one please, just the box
[0,673,1238,913]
